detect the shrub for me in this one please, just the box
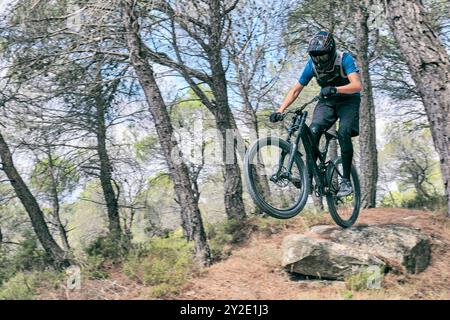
[150,283,181,299]
[221,218,254,244]
[0,232,54,286]
[82,255,110,280]
[83,235,130,279]
[84,235,128,260]
[0,273,36,300]
[0,271,63,300]
[252,216,291,236]
[123,232,195,298]
[0,252,15,287]
[380,190,446,212]
[342,290,353,300]
[11,231,52,272]
[345,266,385,292]
[206,219,256,262]
[401,193,446,211]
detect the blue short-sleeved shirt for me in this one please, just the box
[299,52,360,96]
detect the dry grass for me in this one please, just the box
[36,208,450,300]
[176,208,450,300]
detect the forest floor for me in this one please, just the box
[38,208,450,300]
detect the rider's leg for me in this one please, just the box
[335,96,360,180]
[310,100,338,158]
[337,126,354,180]
[310,123,326,151]
[309,101,338,189]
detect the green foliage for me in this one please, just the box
[380,190,446,211]
[379,125,445,210]
[123,232,195,298]
[206,215,301,263]
[0,230,55,287]
[0,38,6,52]
[206,222,233,262]
[83,235,129,279]
[135,135,159,162]
[0,251,15,287]
[400,193,446,211]
[219,219,252,244]
[206,218,255,262]
[251,216,291,236]
[149,283,179,299]
[0,271,63,300]
[0,273,37,300]
[85,235,122,260]
[11,231,52,272]
[66,181,108,250]
[170,89,213,129]
[148,173,172,189]
[30,156,80,198]
[345,266,385,292]
[341,290,354,300]
[83,255,110,280]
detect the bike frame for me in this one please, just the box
[279,99,338,196]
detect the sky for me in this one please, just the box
[0,0,14,14]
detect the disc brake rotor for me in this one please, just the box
[270,166,290,188]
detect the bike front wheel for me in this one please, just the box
[325,157,361,228]
[244,136,309,219]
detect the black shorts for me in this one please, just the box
[311,95,361,137]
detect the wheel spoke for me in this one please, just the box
[244,137,309,219]
[325,158,361,228]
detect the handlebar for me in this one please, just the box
[283,96,320,117]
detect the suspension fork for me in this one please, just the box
[302,126,326,192]
[285,112,307,175]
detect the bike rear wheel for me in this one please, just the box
[244,137,309,219]
[325,157,361,228]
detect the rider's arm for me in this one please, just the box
[277,61,313,113]
[278,82,304,113]
[336,72,363,94]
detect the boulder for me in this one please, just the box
[282,224,431,280]
[282,235,386,280]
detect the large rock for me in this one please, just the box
[282,224,431,280]
[313,225,431,274]
[282,235,386,280]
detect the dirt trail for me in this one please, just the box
[39,208,450,300]
[176,208,450,300]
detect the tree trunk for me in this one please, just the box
[385,0,450,215]
[207,0,246,221]
[242,89,271,215]
[123,1,211,266]
[46,147,70,251]
[94,92,123,241]
[144,0,247,222]
[209,64,247,221]
[355,0,378,208]
[0,131,68,267]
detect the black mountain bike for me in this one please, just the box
[244,96,361,228]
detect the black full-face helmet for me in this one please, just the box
[308,31,337,71]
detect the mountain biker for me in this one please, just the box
[270,31,362,197]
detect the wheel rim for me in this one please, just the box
[326,160,360,224]
[247,142,306,212]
